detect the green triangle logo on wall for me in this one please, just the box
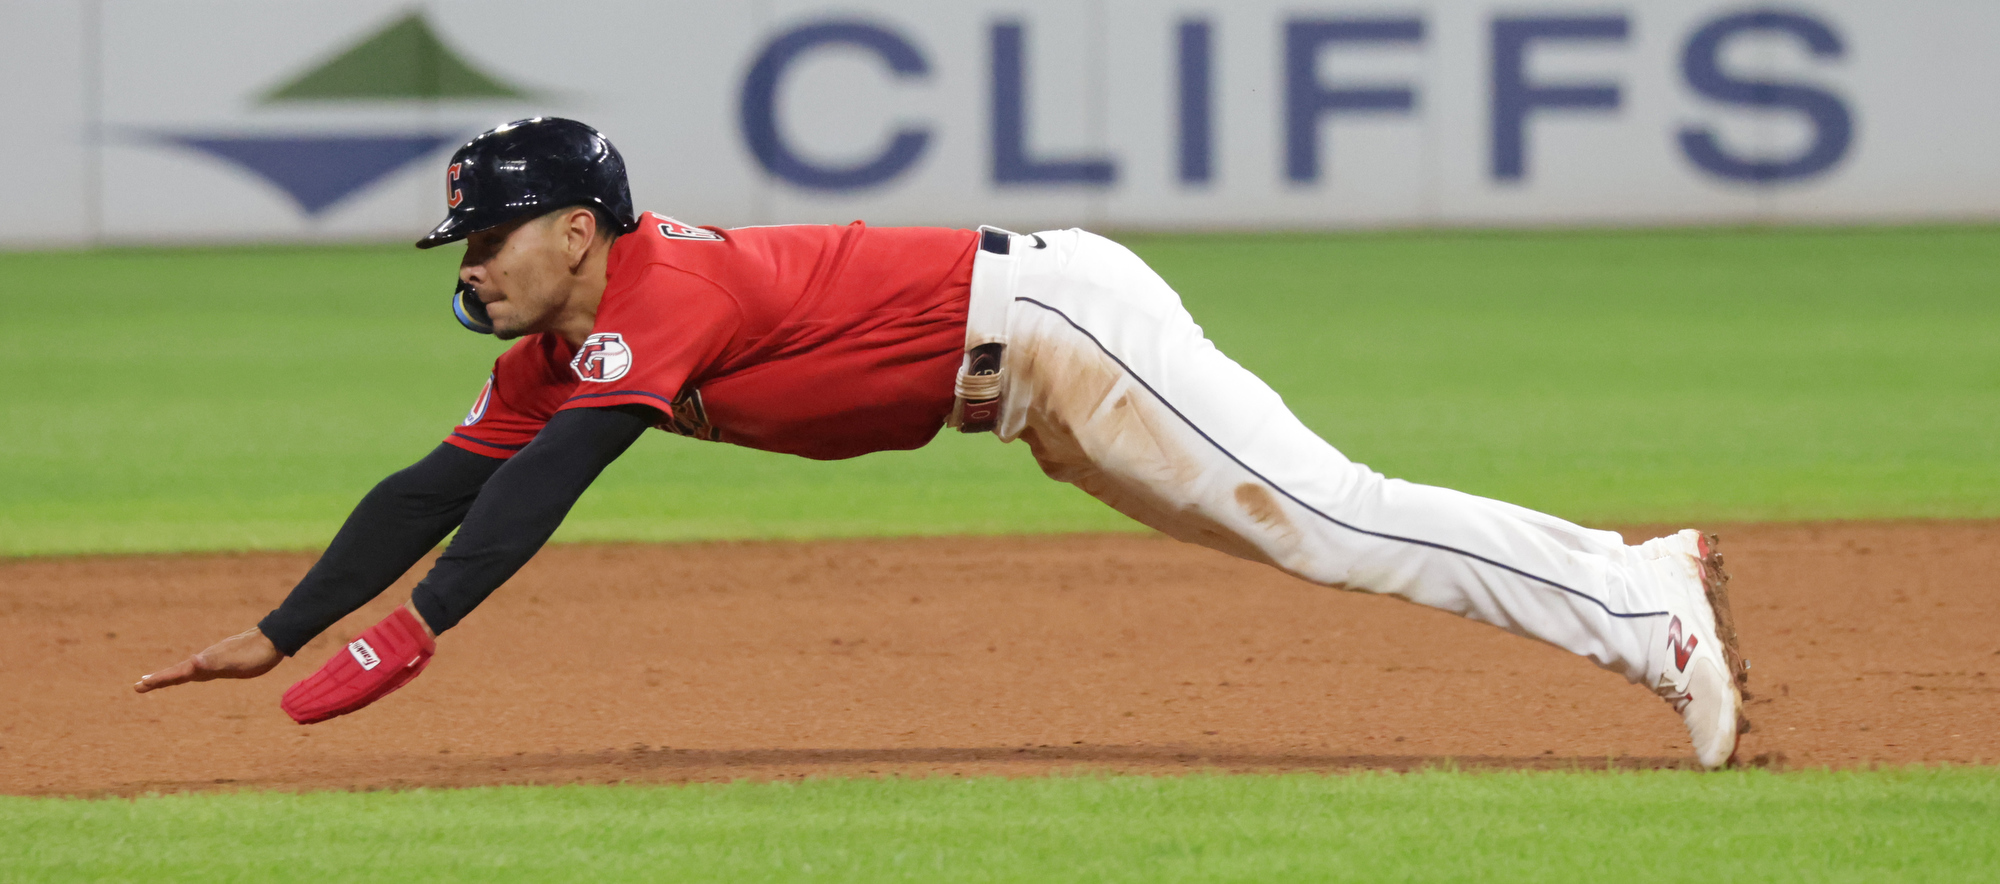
[261,10,529,102]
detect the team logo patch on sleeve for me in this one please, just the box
[571,333,634,382]
[462,374,494,426]
[656,217,723,241]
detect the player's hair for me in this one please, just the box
[584,206,621,243]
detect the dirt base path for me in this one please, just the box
[4,523,1997,796]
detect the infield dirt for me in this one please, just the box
[4,523,1997,796]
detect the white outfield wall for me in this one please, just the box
[3,0,1998,246]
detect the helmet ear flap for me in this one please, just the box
[452,281,494,335]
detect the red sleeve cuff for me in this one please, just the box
[444,431,528,459]
[557,389,677,418]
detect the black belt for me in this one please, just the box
[979,229,1045,255]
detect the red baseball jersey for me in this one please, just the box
[446,213,978,461]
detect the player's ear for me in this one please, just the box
[561,207,598,269]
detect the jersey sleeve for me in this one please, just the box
[555,263,741,418]
[444,336,571,459]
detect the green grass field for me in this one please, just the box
[5,770,1997,882]
[5,227,1998,880]
[3,226,1996,555]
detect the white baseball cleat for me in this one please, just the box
[1642,529,1751,770]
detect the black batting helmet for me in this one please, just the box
[416,117,639,250]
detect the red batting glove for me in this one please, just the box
[281,607,436,724]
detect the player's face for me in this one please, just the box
[458,214,570,339]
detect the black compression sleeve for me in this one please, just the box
[257,443,503,656]
[409,405,651,636]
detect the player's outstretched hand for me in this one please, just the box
[134,627,282,693]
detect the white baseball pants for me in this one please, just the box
[969,228,1681,687]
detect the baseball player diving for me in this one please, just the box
[135,117,1751,769]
